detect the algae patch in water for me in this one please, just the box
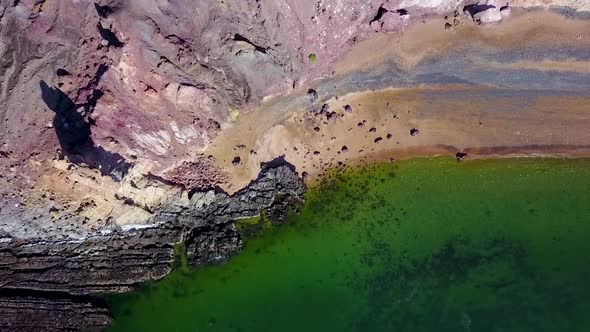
[234,214,272,240]
[172,243,189,273]
[108,157,590,332]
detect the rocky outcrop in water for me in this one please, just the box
[0,163,305,331]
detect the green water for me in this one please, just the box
[108,158,590,332]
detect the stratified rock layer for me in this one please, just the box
[0,164,305,331]
[0,290,111,332]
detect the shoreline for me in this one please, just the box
[106,156,590,331]
[2,154,588,331]
[305,151,590,187]
[207,84,590,192]
[204,9,590,192]
[0,164,305,331]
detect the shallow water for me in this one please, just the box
[108,158,590,332]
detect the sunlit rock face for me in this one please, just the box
[1,0,590,240]
[4,0,588,177]
[2,0,392,171]
[1,0,589,193]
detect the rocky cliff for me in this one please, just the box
[0,162,304,331]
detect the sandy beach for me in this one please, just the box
[206,10,590,192]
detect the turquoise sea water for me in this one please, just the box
[108,158,590,332]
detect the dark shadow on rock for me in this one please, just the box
[370,6,388,24]
[97,22,123,47]
[56,68,71,77]
[68,145,131,181]
[40,81,91,152]
[39,80,131,181]
[260,155,296,173]
[94,3,113,18]
[463,4,495,18]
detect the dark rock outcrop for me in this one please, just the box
[0,164,305,330]
[0,289,111,332]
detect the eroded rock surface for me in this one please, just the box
[0,163,305,330]
[3,0,588,193]
[0,290,111,332]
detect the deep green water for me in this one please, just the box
[108,158,590,332]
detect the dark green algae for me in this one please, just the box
[107,157,590,332]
